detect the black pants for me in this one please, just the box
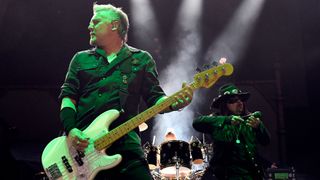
[94,152,153,180]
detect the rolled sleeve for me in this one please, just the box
[59,53,80,101]
[141,52,166,107]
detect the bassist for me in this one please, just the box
[59,3,193,180]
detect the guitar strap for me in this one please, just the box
[118,56,132,111]
[118,56,143,136]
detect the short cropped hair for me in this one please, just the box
[93,3,129,41]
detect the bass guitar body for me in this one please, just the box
[41,109,122,180]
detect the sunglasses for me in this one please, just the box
[226,96,242,104]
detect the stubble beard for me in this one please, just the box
[89,37,96,46]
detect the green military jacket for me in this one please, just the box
[59,44,166,154]
[193,114,270,179]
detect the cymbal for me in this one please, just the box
[139,122,148,132]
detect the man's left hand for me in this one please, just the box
[246,116,261,128]
[170,82,193,111]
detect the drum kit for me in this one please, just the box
[143,137,213,180]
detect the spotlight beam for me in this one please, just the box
[153,0,203,145]
[205,0,266,64]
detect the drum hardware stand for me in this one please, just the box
[143,141,150,150]
[202,133,209,164]
[190,135,195,143]
[195,136,201,143]
[173,152,181,180]
[152,135,156,146]
[142,141,150,159]
[175,161,181,180]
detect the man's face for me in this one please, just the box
[88,11,113,46]
[226,96,244,115]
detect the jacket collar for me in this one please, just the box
[94,44,132,63]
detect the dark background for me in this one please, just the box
[0,0,319,179]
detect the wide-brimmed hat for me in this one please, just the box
[210,83,250,109]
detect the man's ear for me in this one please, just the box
[111,21,119,31]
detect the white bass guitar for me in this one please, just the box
[41,63,234,179]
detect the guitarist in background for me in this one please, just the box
[193,84,271,180]
[59,3,193,180]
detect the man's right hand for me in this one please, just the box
[68,128,89,152]
[230,115,244,126]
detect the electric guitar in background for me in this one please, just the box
[41,63,234,180]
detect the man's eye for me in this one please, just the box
[91,20,99,25]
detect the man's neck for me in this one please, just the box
[102,39,124,56]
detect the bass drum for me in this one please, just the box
[159,140,191,179]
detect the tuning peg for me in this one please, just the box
[202,64,211,70]
[211,61,219,66]
[195,67,202,73]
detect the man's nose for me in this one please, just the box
[236,99,242,103]
[88,24,93,31]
